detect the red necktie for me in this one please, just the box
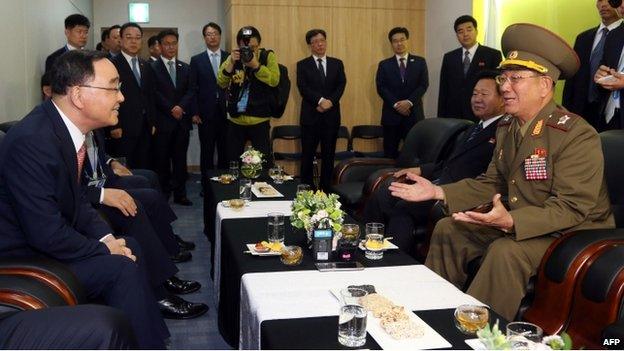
[76,142,86,182]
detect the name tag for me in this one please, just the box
[87,179,106,188]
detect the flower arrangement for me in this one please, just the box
[477,321,572,350]
[290,190,345,237]
[240,147,264,178]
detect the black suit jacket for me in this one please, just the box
[0,100,111,262]
[296,56,346,126]
[189,50,229,122]
[597,23,624,127]
[563,27,599,116]
[45,46,68,72]
[376,54,428,126]
[151,58,194,132]
[437,45,502,121]
[110,54,156,138]
[420,117,500,184]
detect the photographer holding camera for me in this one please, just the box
[218,26,280,162]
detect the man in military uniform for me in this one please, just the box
[389,23,614,320]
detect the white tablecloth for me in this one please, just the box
[239,265,485,349]
[213,200,293,303]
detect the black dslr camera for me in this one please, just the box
[239,28,254,64]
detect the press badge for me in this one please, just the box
[524,148,548,180]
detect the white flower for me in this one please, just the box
[252,155,261,164]
[317,210,328,218]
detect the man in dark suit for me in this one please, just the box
[107,22,156,170]
[563,0,621,129]
[376,27,429,159]
[594,2,624,132]
[148,35,161,62]
[364,70,504,257]
[151,29,194,206]
[45,14,90,72]
[296,29,347,191]
[0,50,168,348]
[0,305,137,349]
[437,15,502,122]
[190,22,230,180]
[102,24,121,58]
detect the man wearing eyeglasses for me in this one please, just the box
[389,24,614,321]
[0,50,169,348]
[106,22,156,170]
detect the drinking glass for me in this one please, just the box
[296,184,311,195]
[364,234,384,260]
[229,161,239,180]
[239,178,252,203]
[365,222,384,236]
[341,223,360,243]
[267,212,285,244]
[270,166,284,184]
[453,304,489,334]
[506,322,543,349]
[338,288,368,347]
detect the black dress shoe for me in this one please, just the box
[174,197,193,206]
[164,275,201,294]
[157,295,208,319]
[175,234,196,251]
[170,250,192,263]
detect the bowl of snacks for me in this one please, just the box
[228,198,245,211]
[280,245,303,265]
[219,174,234,184]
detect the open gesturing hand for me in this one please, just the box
[388,172,444,202]
[452,193,514,232]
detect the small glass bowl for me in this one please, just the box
[454,304,489,335]
[228,198,245,211]
[280,245,303,265]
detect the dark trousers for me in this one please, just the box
[301,123,338,191]
[383,119,416,159]
[226,120,271,165]
[131,168,162,193]
[105,174,179,254]
[65,237,169,349]
[106,131,153,170]
[363,180,434,258]
[154,125,190,198]
[198,113,228,175]
[0,305,137,349]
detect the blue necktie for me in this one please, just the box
[210,53,219,77]
[168,60,177,88]
[467,122,483,142]
[589,28,609,102]
[131,57,141,87]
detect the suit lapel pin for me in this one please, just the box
[409,58,415,62]
[478,61,485,67]
[531,120,543,136]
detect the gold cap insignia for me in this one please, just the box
[508,51,518,59]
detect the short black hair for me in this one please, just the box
[148,35,159,48]
[120,22,143,36]
[202,22,222,36]
[305,29,326,44]
[40,71,51,89]
[96,42,103,51]
[388,27,409,42]
[100,28,110,42]
[64,14,90,29]
[157,29,178,42]
[474,69,502,94]
[236,26,261,45]
[50,50,109,95]
[454,15,478,32]
[106,25,121,38]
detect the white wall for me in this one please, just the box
[93,0,225,64]
[0,0,93,122]
[93,0,225,166]
[424,0,473,118]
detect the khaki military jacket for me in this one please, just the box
[442,100,614,241]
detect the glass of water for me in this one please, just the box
[267,212,285,244]
[229,161,239,180]
[338,288,368,348]
[296,183,311,195]
[506,322,543,349]
[239,178,252,203]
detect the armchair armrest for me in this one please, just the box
[332,158,396,185]
[0,257,86,306]
[0,275,68,310]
